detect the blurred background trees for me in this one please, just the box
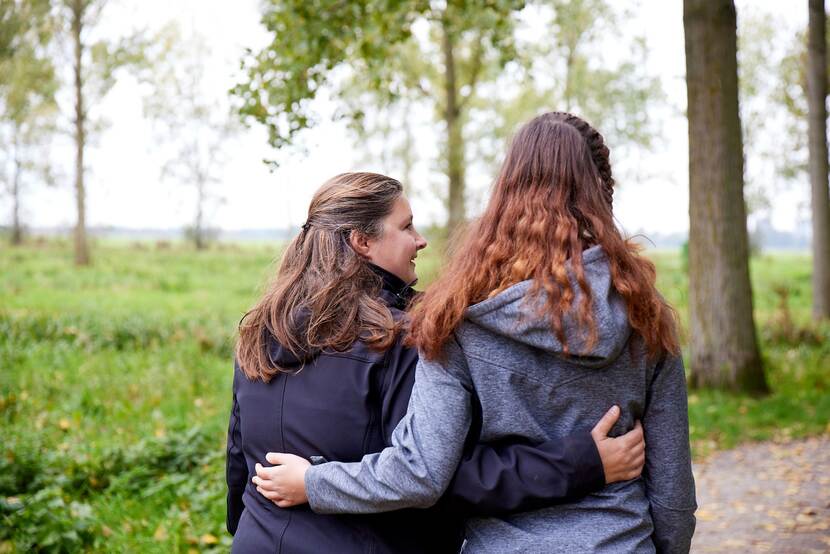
[142,24,239,251]
[60,0,146,265]
[0,0,56,246]
[233,0,662,236]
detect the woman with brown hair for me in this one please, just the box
[226,171,646,553]
[255,113,697,553]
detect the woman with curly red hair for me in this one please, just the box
[255,113,697,553]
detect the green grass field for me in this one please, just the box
[1,239,828,552]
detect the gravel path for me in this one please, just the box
[690,435,830,553]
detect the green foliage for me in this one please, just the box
[740,7,830,184]
[0,0,59,223]
[55,0,152,142]
[0,426,224,552]
[235,0,421,149]
[235,0,522,149]
[1,487,97,553]
[0,0,52,64]
[237,0,663,230]
[0,312,230,356]
[487,0,663,153]
[0,241,266,551]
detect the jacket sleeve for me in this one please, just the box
[226,361,247,535]
[643,353,697,553]
[349,338,605,516]
[443,431,605,516]
[304,338,473,513]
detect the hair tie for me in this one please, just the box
[301,221,311,233]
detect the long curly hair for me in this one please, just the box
[408,112,679,361]
[236,172,403,382]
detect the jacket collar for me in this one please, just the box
[369,263,416,310]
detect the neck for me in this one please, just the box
[369,263,415,309]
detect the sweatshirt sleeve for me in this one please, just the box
[643,353,697,553]
[378,339,606,516]
[225,362,247,535]
[304,339,473,514]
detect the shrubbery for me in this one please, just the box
[0,427,226,552]
[0,312,231,357]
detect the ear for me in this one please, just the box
[348,230,372,258]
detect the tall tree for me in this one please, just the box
[807,0,830,319]
[0,0,57,245]
[683,0,767,392]
[58,0,144,265]
[735,11,777,227]
[69,0,90,265]
[235,0,523,235]
[236,1,662,233]
[143,26,238,250]
[482,0,663,166]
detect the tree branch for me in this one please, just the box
[458,31,484,112]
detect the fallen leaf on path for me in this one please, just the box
[695,508,716,521]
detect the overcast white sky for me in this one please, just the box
[16,0,809,237]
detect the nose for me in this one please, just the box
[415,232,427,251]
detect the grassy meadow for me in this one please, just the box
[1,239,828,552]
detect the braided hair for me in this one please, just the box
[555,112,615,208]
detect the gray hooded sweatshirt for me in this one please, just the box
[305,246,697,553]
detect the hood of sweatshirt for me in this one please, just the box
[464,245,630,368]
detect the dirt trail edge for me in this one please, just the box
[690,435,830,553]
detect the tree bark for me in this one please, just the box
[684,0,767,393]
[195,174,206,250]
[441,22,465,236]
[72,0,90,265]
[808,0,830,319]
[11,134,22,246]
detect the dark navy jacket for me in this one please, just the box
[226,267,605,553]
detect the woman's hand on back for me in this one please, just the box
[590,406,646,484]
[252,453,311,508]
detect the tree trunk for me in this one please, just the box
[808,0,830,319]
[11,136,22,246]
[563,44,576,112]
[72,0,90,266]
[400,100,415,194]
[441,23,465,236]
[195,176,205,250]
[684,0,767,393]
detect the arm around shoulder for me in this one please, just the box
[306,339,474,514]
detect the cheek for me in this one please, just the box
[403,236,418,257]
